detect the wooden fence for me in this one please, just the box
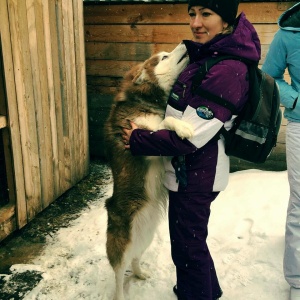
[84,1,296,171]
[0,0,89,242]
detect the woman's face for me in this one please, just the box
[189,6,228,43]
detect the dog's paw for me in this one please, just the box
[174,123,194,139]
[135,270,150,280]
[158,116,194,139]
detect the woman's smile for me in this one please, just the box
[192,30,209,39]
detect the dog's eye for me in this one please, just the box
[161,55,168,61]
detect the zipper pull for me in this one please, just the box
[183,84,187,98]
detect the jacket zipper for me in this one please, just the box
[177,80,187,98]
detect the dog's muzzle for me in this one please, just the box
[177,52,188,64]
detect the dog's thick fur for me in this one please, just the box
[104,43,192,300]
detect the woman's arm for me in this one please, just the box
[262,29,299,109]
[126,60,249,157]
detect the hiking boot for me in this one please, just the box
[173,285,178,296]
[173,285,222,299]
[173,285,186,300]
[290,287,300,300]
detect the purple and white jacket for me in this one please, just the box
[129,13,261,193]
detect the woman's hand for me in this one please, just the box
[122,121,138,149]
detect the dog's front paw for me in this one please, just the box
[159,117,194,139]
[175,123,194,139]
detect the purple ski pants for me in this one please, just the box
[168,191,222,300]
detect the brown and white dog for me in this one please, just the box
[104,43,192,300]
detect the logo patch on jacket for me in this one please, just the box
[170,92,180,101]
[196,106,214,120]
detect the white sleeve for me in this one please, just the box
[182,105,224,148]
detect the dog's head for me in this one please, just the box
[133,43,189,94]
[116,43,189,104]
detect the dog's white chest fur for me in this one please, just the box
[134,114,163,131]
[131,157,168,254]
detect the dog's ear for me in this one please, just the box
[132,69,148,85]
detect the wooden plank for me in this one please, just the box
[85,24,192,43]
[84,3,190,25]
[1,0,27,228]
[230,143,287,172]
[69,0,79,184]
[86,60,138,77]
[83,2,297,25]
[55,0,72,191]
[34,0,55,207]
[61,0,72,188]
[87,60,291,80]
[87,78,289,97]
[8,0,42,222]
[62,0,77,185]
[85,24,279,45]
[277,131,286,145]
[239,2,296,24]
[2,128,17,207]
[42,0,60,198]
[85,42,188,61]
[230,159,287,172]
[87,94,113,157]
[0,203,15,224]
[85,42,153,61]
[73,0,83,181]
[86,76,122,88]
[0,116,7,129]
[87,85,119,95]
[86,63,291,95]
[26,0,54,209]
[0,43,7,116]
[48,0,65,195]
[85,42,270,64]
[0,203,17,241]
[73,0,89,178]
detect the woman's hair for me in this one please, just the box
[221,25,234,35]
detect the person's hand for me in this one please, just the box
[122,121,138,149]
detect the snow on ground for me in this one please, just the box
[3,166,291,299]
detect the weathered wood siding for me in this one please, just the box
[84,2,296,171]
[0,0,89,242]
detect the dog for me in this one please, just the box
[104,43,192,300]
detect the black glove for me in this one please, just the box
[171,156,187,187]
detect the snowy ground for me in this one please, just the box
[0,163,291,299]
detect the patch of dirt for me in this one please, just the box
[0,271,43,300]
[0,159,112,299]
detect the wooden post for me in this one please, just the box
[0,0,27,228]
[0,0,89,240]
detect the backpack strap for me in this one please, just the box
[192,55,252,115]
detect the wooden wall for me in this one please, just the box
[0,0,89,242]
[84,2,296,171]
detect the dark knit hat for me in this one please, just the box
[188,0,240,25]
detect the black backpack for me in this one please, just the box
[192,55,282,164]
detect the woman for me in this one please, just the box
[262,3,300,300]
[123,0,261,299]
